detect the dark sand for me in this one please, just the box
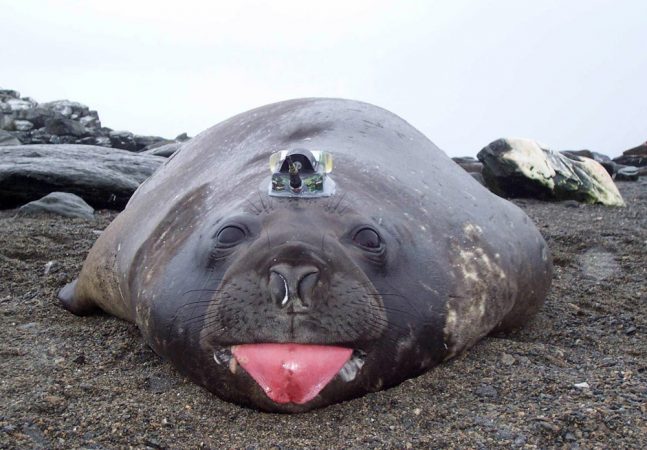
[1,181,645,449]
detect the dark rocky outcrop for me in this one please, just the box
[478,138,624,206]
[613,141,647,167]
[18,192,95,219]
[0,144,165,209]
[0,88,190,152]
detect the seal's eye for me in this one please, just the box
[217,226,246,245]
[353,228,382,250]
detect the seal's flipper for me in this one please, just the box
[58,279,98,316]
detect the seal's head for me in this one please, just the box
[130,151,447,412]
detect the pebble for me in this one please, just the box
[475,385,498,399]
[501,353,515,366]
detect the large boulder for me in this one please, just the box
[477,138,624,206]
[18,192,95,219]
[0,144,165,209]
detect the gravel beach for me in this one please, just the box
[1,181,645,449]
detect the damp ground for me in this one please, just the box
[1,181,645,449]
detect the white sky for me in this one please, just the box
[2,0,646,157]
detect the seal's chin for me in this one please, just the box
[213,344,365,404]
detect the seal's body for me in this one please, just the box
[59,99,552,412]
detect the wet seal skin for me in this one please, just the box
[58,98,552,412]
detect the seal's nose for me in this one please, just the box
[269,263,319,312]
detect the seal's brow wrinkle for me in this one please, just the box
[59,98,551,412]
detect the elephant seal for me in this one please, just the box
[59,98,552,412]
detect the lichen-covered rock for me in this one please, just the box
[477,138,624,206]
[0,144,165,209]
[18,192,95,219]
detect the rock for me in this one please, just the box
[79,136,111,147]
[561,149,611,163]
[134,135,169,150]
[614,154,647,167]
[1,88,178,155]
[15,107,57,128]
[41,100,90,118]
[13,120,34,132]
[0,144,164,209]
[613,141,647,167]
[599,160,618,176]
[475,384,498,399]
[18,192,95,219]
[614,166,639,181]
[452,156,483,173]
[141,141,183,157]
[0,89,20,100]
[28,129,52,144]
[6,98,36,111]
[44,117,90,137]
[477,138,625,206]
[109,130,138,151]
[49,135,79,144]
[21,422,49,448]
[574,382,590,389]
[79,115,100,129]
[623,141,647,155]
[501,353,516,366]
[175,132,191,142]
[0,130,21,146]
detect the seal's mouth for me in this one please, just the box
[213,344,365,404]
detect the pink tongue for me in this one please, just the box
[232,343,352,404]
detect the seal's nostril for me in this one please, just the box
[269,264,319,309]
[269,271,288,307]
[298,271,319,305]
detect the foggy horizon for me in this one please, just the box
[3,0,646,157]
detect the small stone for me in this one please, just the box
[413,407,422,416]
[501,353,515,366]
[537,420,560,433]
[574,382,590,389]
[44,395,64,406]
[44,260,60,275]
[475,384,498,399]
